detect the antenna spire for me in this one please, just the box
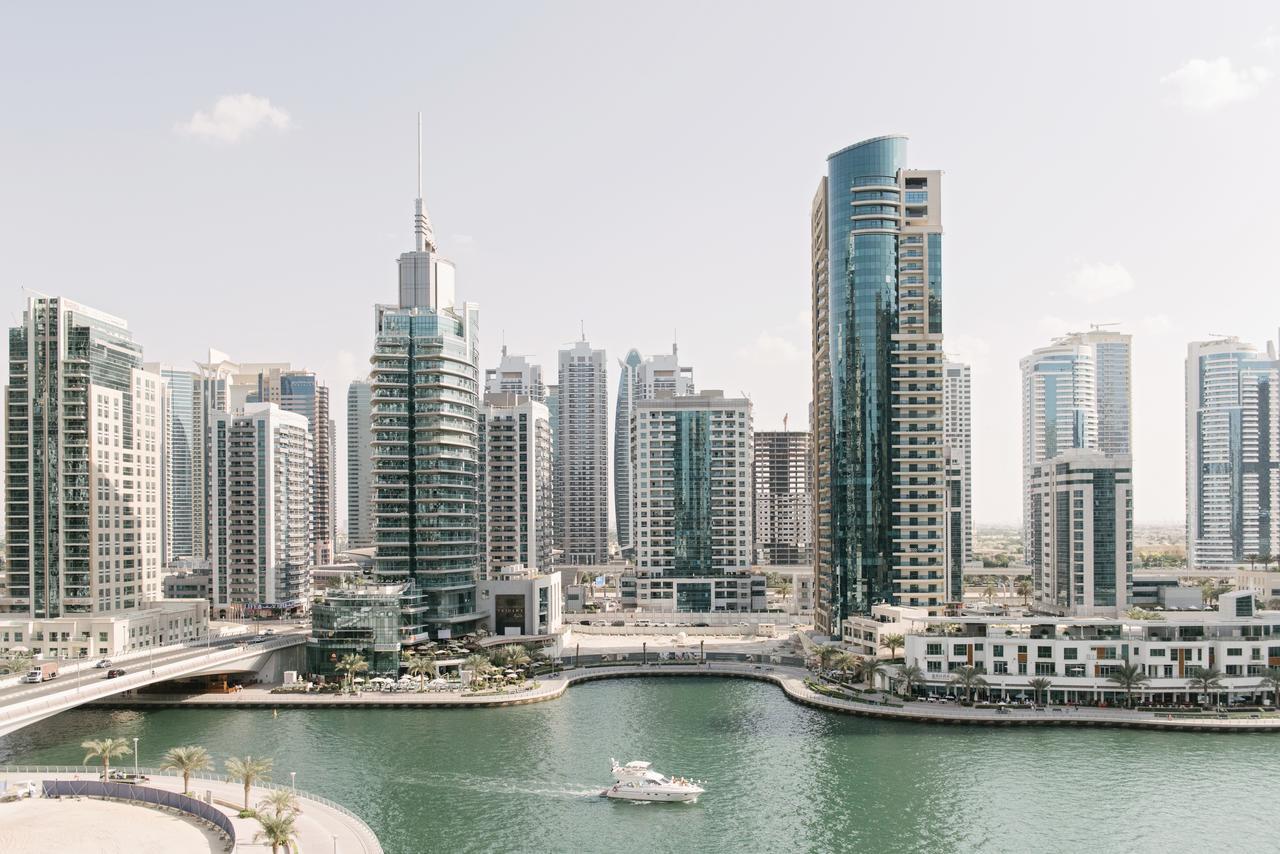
[413,111,435,253]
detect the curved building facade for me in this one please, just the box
[813,135,946,635]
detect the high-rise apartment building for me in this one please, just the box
[557,340,608,565]
[1028,449,1133,617]
[346,379,374,549]
[480,392,552,574]
[625,391,760,611]
[1185,337,1280,567]
[147,364,198,564]
[751,430,813,566]
[369,136,484,640]
[811,135,946,635]
[4,295,164,616]
[485,347,547,401]
[251,368,335,564]
[942,360,972,565]
[208,403,312,616]
[613,345,694,552]
[1021,330,1132,562]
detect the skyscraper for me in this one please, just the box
[626,390,759,611]
[480,392,552,574]
[557,340,608,565]
[942,360,972,566]
[613,345,694,552]
[812,135,946,636]
[4,295,163,616]
[251,368,335,565]
[1021,329,1132,561]
[208,403,313,617]
[752,429,813,566]
[485,347,547,401]
[346,379,374,549]
[1028,449,1133,616]
[370,118,484,640]
[147,364,199,564]
[1185,337,1279,568]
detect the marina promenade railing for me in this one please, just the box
[3,765,382,854]
[39,778,236,843]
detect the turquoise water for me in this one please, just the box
[1,676,1274,853]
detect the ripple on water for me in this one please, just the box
[1,678,1274,854]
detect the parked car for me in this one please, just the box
[610,620,625,627]
[105,668,126,679]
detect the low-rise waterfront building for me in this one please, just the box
[0,598,209,660]
[306,582,406,677]
[476,565,562,637]
[903,591,1279,704]
[842,603,931,659]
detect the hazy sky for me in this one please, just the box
[2,2,1279,527]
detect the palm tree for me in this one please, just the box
[225,755,273,811]
[1187,666,1225,707]
[1105,662,1150,708]
[1028,677,1052,706]
[859,658,889,691]
[496,644,531,671]
[258,788,301,818]
[829,652,857,683]
[896,663,924,698]
[254,810,299,854]
[983,580,997,602]
[160,745,212,794]
[404,651,437,691]
[1015,578,1033,607]
[335,653,368,691]
[1259,667,1280,708]
[82,737,132,780]
[463,653,492,687]
[812,645,842,672]
[949,665,988,703]
[879,634,906,661]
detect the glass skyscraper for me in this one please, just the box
[370,152,484,641]
[812,135,946,635]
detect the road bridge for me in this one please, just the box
[0,632,306,737]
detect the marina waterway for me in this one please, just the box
[0,677,1272,853]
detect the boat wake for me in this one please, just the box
[406,770,601,799]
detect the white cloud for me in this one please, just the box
[1037,314,1074,337]
[1139,313,1176,335]
[176,94,292,142]
[1261,28,1280,51]
[943,334,991,372]
[1066,262,1135,304]
[1160,57,1272,111]
[736,332,803,364]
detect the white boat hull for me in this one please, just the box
[603,786,702,803]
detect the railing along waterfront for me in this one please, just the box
[1,765,381,854]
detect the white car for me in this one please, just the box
[94,659,112,669]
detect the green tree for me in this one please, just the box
[253,810,299,854]
[1105,662,1150,708]
[160,745,213,794]
[879,634,906,660]
[495,644,531,671]
[407,651,438,691]
[812,645,842,672]
[859,657,889,691]
[463,653,492,687]
[335,653,369,691]
[81,737,132,779]
[225,755,273,811]
[950,666,988,703]
[983,579,997,602]
[258,788,301,818]
[1015,579,1033,607]
[1187,666,1225,707]
[1,651,33,675]
[1027,677,1052,706]
[896,663,924,698]
[1260,667,1280,707]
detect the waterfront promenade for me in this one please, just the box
[89,662,1280,732]
[0,766,381,853]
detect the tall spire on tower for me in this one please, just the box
[414,112,436,253]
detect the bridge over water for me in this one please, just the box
[0,632,305,737]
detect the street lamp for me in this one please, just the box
[132,737,139,780]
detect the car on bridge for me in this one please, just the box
[94,659,112,669]
[105,668,126,679]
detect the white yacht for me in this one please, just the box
[603,759,705,803]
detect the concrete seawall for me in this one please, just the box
[86,664,1280,733]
